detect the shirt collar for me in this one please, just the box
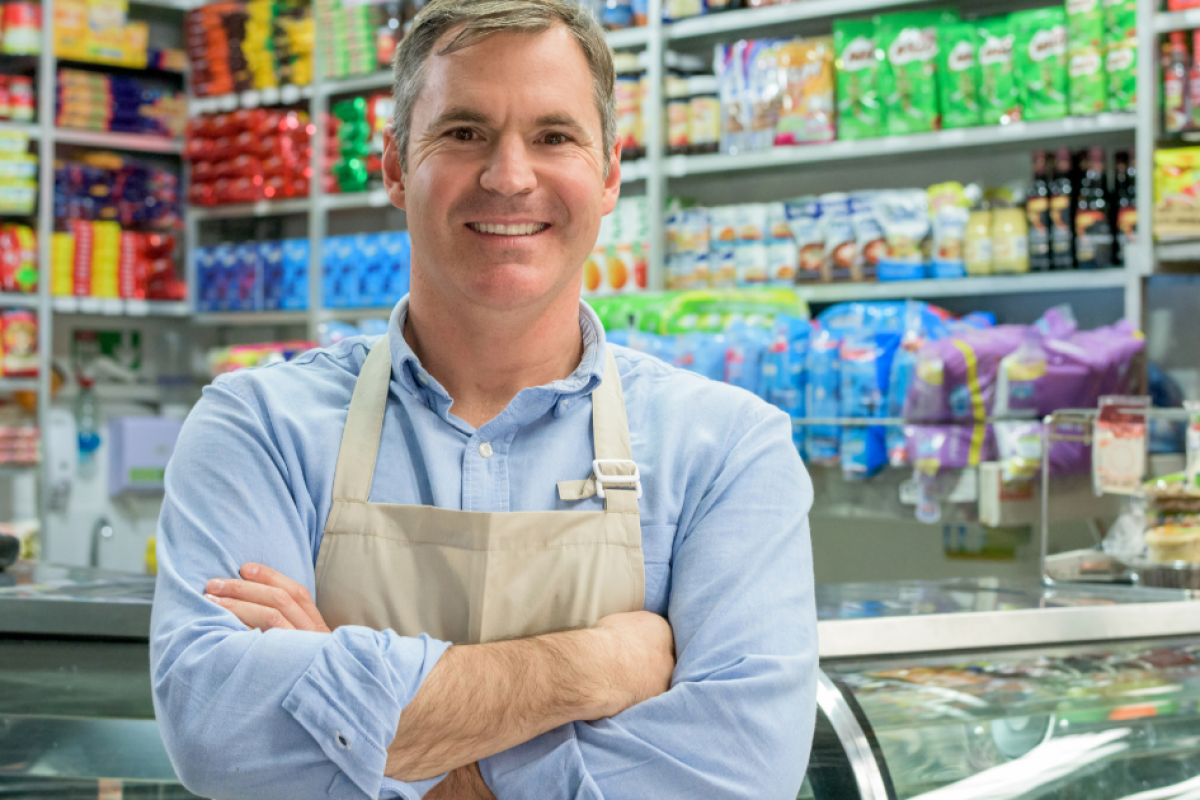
[386,295,608,420]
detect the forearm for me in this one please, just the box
[385,627,617,782]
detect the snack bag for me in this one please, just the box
[876,12,956,136]
[775,37,835,146]
[746,40,784,152]
[805,325,841,466]
[977,17,1022,125]
[1105,41,1137,112]
[833,20,882,140]
[1103,0,1136,42]
[1066,0,1104,50]
[850,192,885,281]
[875,189,931,281]
[938,23,982,129]
[1,309,36,377]
[1012,8,1069,121]
[820,193,857,282]
[1068,47,1104,118]
[785,196,826,282]
[716,43,749,155]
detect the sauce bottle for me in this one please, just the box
[1074,146,1114,269]
[1027,150,1052,271]
[1049,147,1076,270]
[965,190,993,277]
[1166,31,1189,135]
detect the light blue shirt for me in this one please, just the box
[150,298,817,800]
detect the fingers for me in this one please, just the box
[205,593,297,632]
[238,563,328,632]
[206,576,321,633]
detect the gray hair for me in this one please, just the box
[390,0,617,177]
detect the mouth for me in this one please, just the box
[467,222,550,237]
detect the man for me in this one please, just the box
[150,1,817,798]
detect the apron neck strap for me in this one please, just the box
[331,336,392,503]
[592,347,632,462]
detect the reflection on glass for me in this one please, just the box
[826,637,1200,799]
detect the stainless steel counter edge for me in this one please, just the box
[818,600,1200,660]
[0,597,152,639]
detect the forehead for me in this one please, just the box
[415,24,600,126]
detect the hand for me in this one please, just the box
[205,563,330,633]
[424,763,496,800]
[592,611,675,717]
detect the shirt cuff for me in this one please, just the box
[479,724,597,800]
[282,627,452,799]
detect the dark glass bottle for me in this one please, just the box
[1027,150,1052,271]
[1049,147,1076,270]
[1074,146,1114,270]
[1114,151,1137,267]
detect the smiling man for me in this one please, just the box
[150,1,817,799]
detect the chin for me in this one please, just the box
[461,264,576,310]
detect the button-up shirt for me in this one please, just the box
[150,298,817,800]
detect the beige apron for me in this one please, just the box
[314,336,646,644]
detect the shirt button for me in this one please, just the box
[478,442,493,459]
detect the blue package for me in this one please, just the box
[259,240,284,311]
[675,332,726,382]
[877,260,928,281]
[213,243,237,312]
[838,331,900,480]
[196,246,217,312]
[886,342,919,466]
[724,322,770,399]
[281,238,309,310]
[627,330,676,365]
[379,231,411,305]
[805,326,841,466]
[764,314,808,422]
[353,233,383,308]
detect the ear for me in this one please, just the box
[600,139,622,216]
[382,127,407,210]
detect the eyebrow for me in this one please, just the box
[535,113,586,131]
[426,106,493,132]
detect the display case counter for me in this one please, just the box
[810,579,1200,800]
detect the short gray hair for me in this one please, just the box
[391,0,617,177]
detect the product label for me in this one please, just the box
[889,28,937,66]
[1106,42,1137,111]
[1117,206,1137,248]
[1016,13,1069,121]
[979,34,1013,66]
[978,26,1020,125]
[1029,28,1066,62]
[878,17,943,136]
[948,40,975,71]
[1049,195,1074,268]
[1067,0,1099,14]
[1070,47,1106,115]
[1075,209,1114,267]
[835,23,883,140]
[842,37,876,72]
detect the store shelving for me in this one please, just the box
[322,189,392,211]
[51,298,190,316]
[191,310,309,326]
[188,85,313,116]
[322,71,391,97]
[606,26,652,50]
[795,270,1130,305]
[319,307,393,321]
[0,293,41,309]
[665,0,917,40]
[667,114,1138,179]
[53,128,185,154]
[0,122,39,140]
[0,378,40,393]
[188,198,312,221]
[1156,8,1200,33]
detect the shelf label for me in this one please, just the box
[125,300,149,316]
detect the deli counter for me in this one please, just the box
[5,564,1200,799]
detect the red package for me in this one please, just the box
[1,310,37,377]
[70,219,93,296]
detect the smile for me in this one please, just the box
[467,223,549,236]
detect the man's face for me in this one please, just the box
[383,24,621,312]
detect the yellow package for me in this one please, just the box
[1155,148,1200,207]
[51,233,74,296]
[774,37,835,146]
[90,220,120,298]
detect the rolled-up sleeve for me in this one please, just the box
[150,379,452,800]
[479,405,818,799]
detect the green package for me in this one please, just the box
[875,11,959,136]
[938,23,982,129]
[834,20,883,140]
[1066,0,1104,50]
[1012,8,1069,121]
[977,17,1022,125]
[1103,0,1136,42]
[1106,41,1137,111]
[1069,46,1105,116]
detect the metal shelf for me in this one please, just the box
[53,128,184,154]
[0,378,39,392]
[319,307,393,321]
[189,85,313,116]
[1157,8,1200,33]
[668,114,1138,178]
[665,0,919,41]
[1156,237,1200,263]
[187,198,311,220]
[794,269,1129,304]
[51,297,191,316]
[192,310,309,326]
[0,293,40,308]
[322,189,392,211]
[606,26,651,50]
[0,121,38,140]
[127,0,199,8]
[322,71,392,97]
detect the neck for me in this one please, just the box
[403,279,585,429]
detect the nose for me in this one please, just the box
[479,134,536,197]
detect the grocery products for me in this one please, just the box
[592,196,649,295]
[208,340,317,375]
[54,0,148,67]
[774,37,835,146]
[0,309,35,376]
[55,153,181,228]
[1068,45,1105,116]
[329,96,392,194]
[2,1,40,55]
[185,109,315,205]
[1074,146,1114,269]
[1027,151,1052,271]
[0,132,34,215]
[186,0,313,96]
[938,23,982,130]
[56,69,186,137]
[1012,8,1069,122]
[977,17,1022,126]
[0,224,35,293]
[876,12,954,136]
[52,222,180,300]
[991,202,1030,274]
[833,20,881,140]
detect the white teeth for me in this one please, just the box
[470,223,546,236]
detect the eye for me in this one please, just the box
[449,128,475,141]
[543,132,571,145]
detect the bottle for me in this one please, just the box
[1166,31,1189,134]
[1190,31,1200,130]
[1027,150,1053,271]
[1114,151,1137,266]
[1074,146,1115,269]
[74,373,100,468]
[1049,147,1076,269]
[992,198,1030,274]
[965,204,994,276]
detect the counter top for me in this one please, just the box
[0,561,154,639]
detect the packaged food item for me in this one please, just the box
[965,207,993,275]
[734,241,768,286]
[666,74,691,156]
[716,42,749,155]
[820,193,857,282]
[805,326,841,466]
[1093,395,1148,495]
[1069,46,1105,116]
[850,193,885,281]
[833,20,882,140]
[1145,525,1200,565]
[766,202,791,240]
[710,245,736,288]
[709,205,739,244]
[737,203,768,241]
[875,189,930,281]
[785,197,826,282]
[774,37,835,146]
[992,201,1030,273]
[767,238,798,286]
[1066,0,1104,50]
[688,74,721,154]
[938,23,982,130]
[839,332,895,481]
[876,12,954,136]
[977,17,1022,125]
[1,309,36,376]
[1103,0,1135,42]
[931,200,969,279]
[1012,8,1069,122]
[1105,41,1137,112]
[745,40,783,152]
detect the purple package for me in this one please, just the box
[1068,320,1145,397]
[904,325,1027,423]
[1000,333,1104,418]
[905,423,996,474]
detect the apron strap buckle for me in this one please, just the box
[592,459,642,499]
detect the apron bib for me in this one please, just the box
[315,336,646,644]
